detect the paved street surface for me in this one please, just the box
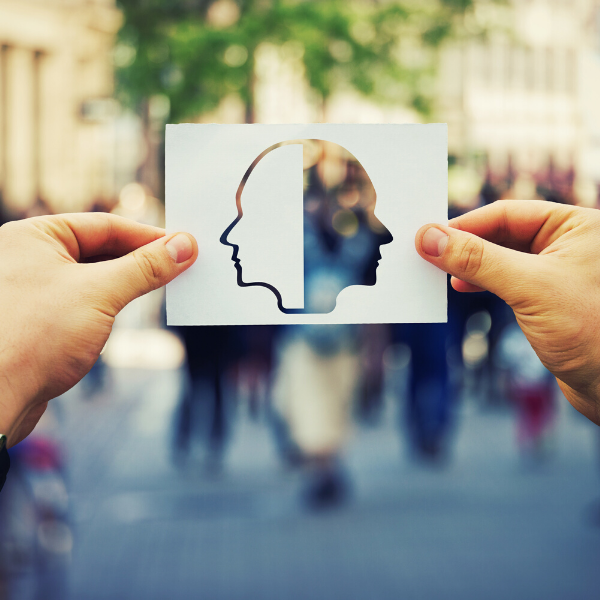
[58,367,600,600]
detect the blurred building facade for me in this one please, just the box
[439,0,600,206]
[0,0,121,218]
[244,0,600,207]
[3,0,600,215]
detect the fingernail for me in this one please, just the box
[166,234,193,264]
[422,227,448,257]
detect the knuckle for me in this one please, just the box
[29,215,65,238]
[0,220,16,231]
[0,220,30,247]
[134,248,164,289]
[0,220,22,235]
[0,221,17,241]
[454,236,484,280]
[104,214,115,243]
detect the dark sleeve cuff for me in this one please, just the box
[0,445,10,493]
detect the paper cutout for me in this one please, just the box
[166,124,448,325]
[221,139,393,314]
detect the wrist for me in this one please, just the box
[0,434,10,492]
[557,379,600,426]
[0,379,24,447]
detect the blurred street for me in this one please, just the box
[57,364,600,600]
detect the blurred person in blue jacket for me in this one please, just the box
[396,321,452,460]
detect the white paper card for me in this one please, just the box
[166,123,448,325]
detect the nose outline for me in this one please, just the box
[220,210,243,272]
[220,165,250,264]
[220,212,240,246]
[224,216,240,247]
[371,210,394,247]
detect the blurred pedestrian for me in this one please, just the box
[271,212,371,507]
[237,326,276,420]
[273,322,358,508]
[357,324,391,423]
[496,322,556,459]
[176,326,242,471]
[0,406,70,599]
[397,322,452,460]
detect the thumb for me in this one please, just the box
[415,224,537,304]
[93,232,198,311]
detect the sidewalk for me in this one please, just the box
[60,367,600,600]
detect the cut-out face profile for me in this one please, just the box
[220,139,393,314]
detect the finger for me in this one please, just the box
[91,232,198,311]
[449,199,575,254]
[33,213,166,261]
[451,277,485,293]
[415,223,539,303]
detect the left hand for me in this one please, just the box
[0,213,197,447]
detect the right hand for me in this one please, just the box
[415,199,600,426]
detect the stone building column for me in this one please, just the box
[3,46,37,213]
[0,46,6,204]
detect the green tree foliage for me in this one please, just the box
[115,0,493,122]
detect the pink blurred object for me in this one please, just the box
[511,382,556,450]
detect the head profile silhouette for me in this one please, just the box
[220,139,393,314]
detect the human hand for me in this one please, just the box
[0,213,198,447]
[415,200,600,425]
